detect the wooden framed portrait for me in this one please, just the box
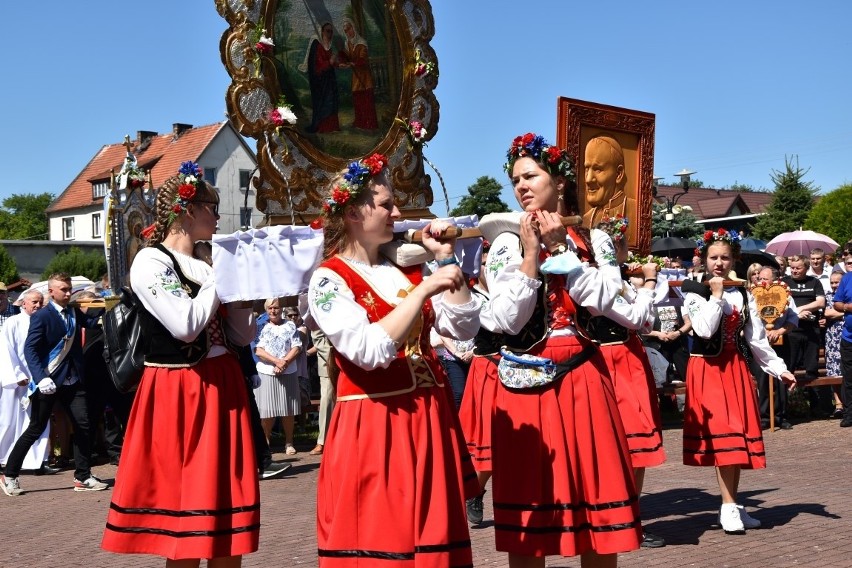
[556,97,655,253]
[217,0,439,223]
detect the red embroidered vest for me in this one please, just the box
[321,256,447,400]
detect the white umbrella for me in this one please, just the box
[764,230,839,257]
[26,276,96,297]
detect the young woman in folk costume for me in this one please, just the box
[488,133,641,568]
[102,162,259,567]
[305,153,481,567]
[583,222,668,549]
[682,229,796,534]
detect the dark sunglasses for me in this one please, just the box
[194,200,219,216]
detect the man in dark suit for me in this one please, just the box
[1,273,107,496]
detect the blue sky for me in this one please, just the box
[2,1,851,212]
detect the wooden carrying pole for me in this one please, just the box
[404,214,583,243]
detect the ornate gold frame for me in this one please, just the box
[556,97,655,253]
[216,0,439,224]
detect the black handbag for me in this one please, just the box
[102,286,149,394]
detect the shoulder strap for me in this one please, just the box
[154,244,200,298]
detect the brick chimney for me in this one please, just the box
[137,130,158,145]
[173,123,193,137]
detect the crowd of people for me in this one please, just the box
[0,142,850,568]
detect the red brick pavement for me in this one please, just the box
[3,421,851,567]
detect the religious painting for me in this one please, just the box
[269,0,401,158]
[218,0,439,223]
[556,97,655,253]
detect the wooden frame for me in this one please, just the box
[216,0,439,224]
[556,97,655,253]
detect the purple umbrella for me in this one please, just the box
[764,230,838,257]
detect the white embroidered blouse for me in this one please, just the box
[130,246,256,357]
[484,229,620,337]
[306,257,480,371]
[684,287,789,377]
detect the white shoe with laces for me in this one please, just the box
[1,475,22,497]
[737,505,762,529]
[719,503,745,534]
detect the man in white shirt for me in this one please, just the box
[807,248,831,292]
[0,290,53,471]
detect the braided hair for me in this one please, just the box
[320,168,390,260]
[144,175,218,247]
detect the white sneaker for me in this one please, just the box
[74,476,109,492]
[737,505,762,529]
[719,503,745,534]
[1,475,22,497]
[285,444,297,455]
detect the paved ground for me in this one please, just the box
[3,419,851,567]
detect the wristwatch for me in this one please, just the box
[550,243,567,256]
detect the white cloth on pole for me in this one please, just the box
[212,226,324,302]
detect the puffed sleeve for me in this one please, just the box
[484,232,541,335]
[129,247,219,342]
[307,266,398,370]
[745,291,790,377]
[683,291,724,338]
[589,283,654,332]
[430,292,480,341]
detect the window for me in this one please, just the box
[62,217,75,240]
[239,169,252,191]
[240,207,253,228]
[92,181,109,199]
[204,167,216,186]
[92,213,102,238]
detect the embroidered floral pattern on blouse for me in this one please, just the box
[312,276,339,312]
[148,267,188,298]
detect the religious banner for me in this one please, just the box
[217,0,439,224]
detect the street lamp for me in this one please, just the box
[668,169,695,236]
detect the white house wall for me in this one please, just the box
[48,206,105,241]
[198,127,258,235]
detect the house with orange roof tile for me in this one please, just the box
[653,185,774,233]
[46,121,258,240]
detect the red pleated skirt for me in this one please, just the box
[491,335,642,557]
[317,386,478,567]
[683,346,766,468]
[458,355,499,473]
[101,354,260,560]
[599,335,666,468]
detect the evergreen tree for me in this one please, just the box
[450,176,510,218]
[750,157,817,240]
[804,183,852,248]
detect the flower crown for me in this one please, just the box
[597,214,629,242]
[696,228,742,253]
[504,133,575,181]
[169,161,204,225]
[322,153,388,215]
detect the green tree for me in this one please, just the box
[41,247,107,281]
[450,176,510,218]
[651,202,702,240]
[804,183,852,248]
[750,157,818,240]
[0,244,19,283]
[0,193,54,240]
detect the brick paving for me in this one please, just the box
[3,419,851,567]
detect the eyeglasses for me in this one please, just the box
[194,201,219,216]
